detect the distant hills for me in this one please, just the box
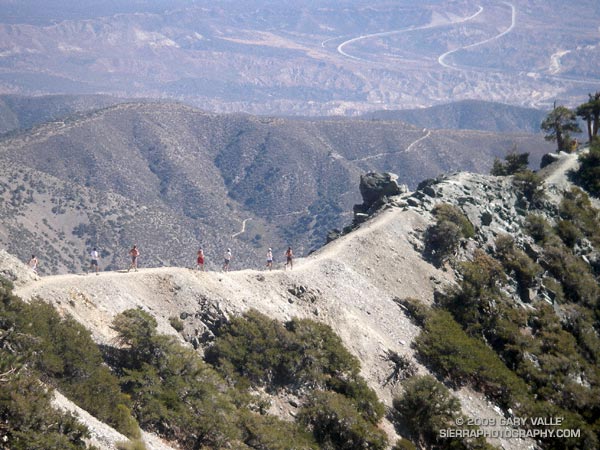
[362,100,549,134]
[0,94,129,135]
[0,99,554,274]
[0,95,549,136]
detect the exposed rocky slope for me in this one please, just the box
[0,101,553,274]
[10,155,588,449]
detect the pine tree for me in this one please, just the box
[576,92,600,143]
[541,104,581,152]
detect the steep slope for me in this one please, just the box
[0,101,553,274]
[13,188,540,450]
[5,146,599,449]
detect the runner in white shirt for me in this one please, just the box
[28,255,39,274]
[90,247,100,275]
[266,248,273,271]
[223,248,232,272]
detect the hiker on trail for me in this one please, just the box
[128,245,140,272]
[196,248,205,271]
[223,248,232,272]
[90,247,100,275]
[284,247,293,270]
[28,255,38,274]
[266,248,273,271]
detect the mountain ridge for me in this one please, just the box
[361,100,549,134]
[0,100,554,274]
[4,149,600,449]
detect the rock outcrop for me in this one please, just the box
[353,172,407,224]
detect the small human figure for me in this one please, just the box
[196,247,205,271]
[128,245,140,272]
[284,247,293,270]
[266,248,273,271]
[28,255,39,274]
[222,248,232,272]
[90,247,100,275]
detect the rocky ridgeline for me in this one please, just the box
[348,170,532,249]
[350,160,599,307]
[406,172,529,244]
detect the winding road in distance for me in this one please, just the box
[335,5,484,62]
[438,2,516,69]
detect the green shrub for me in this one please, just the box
[559,187,600,248]
[168,316,184,332]
[0,365,91,450]
[541,244,599,307]
[432,203,475,238]
[436,250,508,336]
[392,375,461,446]
[555,220,582,248]
[414,310,598,447]
[0,282,94,449]
[239,411,318,450]
[575,139,600,197]
[424,220,462,265]
[111,308,158,363]
[513,170,545,205]
[298,391,387,450]
[424,204,475,266]
[207,310,385,423]
[205,309,286,386]
[490,151,529,176]
[115,307,387,449]
[542,276,566,304]
[525,214,555,243]
[415,309,528,408]
[113,404,141,440]
[394,297,430,326]
[392,439,417,450]
[562,305,600,364]
[494,234,543,296]
[116,440,147,450]
[0,293,138,439]
[112,310,242,449]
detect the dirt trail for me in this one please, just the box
[13,205,533,450]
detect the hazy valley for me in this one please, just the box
[0,0,599,115]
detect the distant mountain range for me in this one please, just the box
[362,100,549,134]
[0,99,554,274]
[0,94,131,135]
[1,95,549,136]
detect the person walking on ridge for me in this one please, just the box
[284,246,293,270]
[128,245,140,272]
[28,255,39,274]
[223,248,232,272]
[90,247,100,275]
[266,248,273,271]
[197,247,205,271]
